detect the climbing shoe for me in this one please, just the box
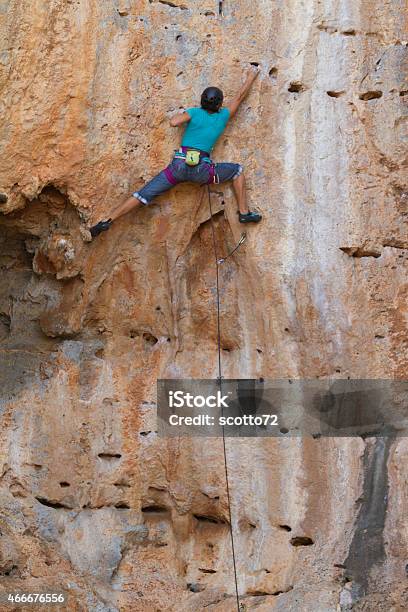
[239,211,262,223]
[89,218,113,238]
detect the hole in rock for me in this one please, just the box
[98,452,122,460]
[143,332,158,345]
[250,62,260,67]
[140,430,152,436]
[156,306,161,310]
[0,183,78,277]
[1,565,18,577]
[317,24,338,33]
[115,502,130,509]
[290,535,314,546]
[148,485,167,493]
[0,193,8,203]
[187,583,204,593]
[288,81,305,93]
[334,563,346,568]
[269,67,278,80]
[359,90,383,100]
[272,587,294,596]
[151,0,188,8]
[340,246,381,258]
[199,567,217,573]
[327,90,345,97]
[204,11,215,16]
[342,29,356,35]
[193,513,226,524]
[280,428,289,434]
[35,497,71,510]
[259,377,264,383]
[142,504,168,513]
[256,349,263,354]
[400,90,408,97]
[176,34,182,41]
[279,524,292,532]
[59,482,70,488]
[218,1,223,15]
[201,490,220,500]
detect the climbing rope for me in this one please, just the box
[206,184,241,612]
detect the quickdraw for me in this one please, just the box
[217,232,247,264]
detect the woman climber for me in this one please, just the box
[90,66,262,239]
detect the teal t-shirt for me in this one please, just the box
[181,107,230,153]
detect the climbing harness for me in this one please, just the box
[206,184,241,612]
[173,147,220,185]
[174,147,212,165]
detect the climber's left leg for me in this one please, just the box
[111,168,176,220]
[109,195,141,222]
[89,167,177,238]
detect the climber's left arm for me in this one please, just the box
[170,112,191,127]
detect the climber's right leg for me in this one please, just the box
[213,163,262,223]
[234,173,262,223]
[231,172,248,214]
[89,167,178,239]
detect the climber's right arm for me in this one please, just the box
[227,66,260,118]
[170,112,191,127]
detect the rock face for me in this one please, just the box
[0,1,407,610]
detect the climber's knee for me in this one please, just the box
[133,192,149,205]
[133,168,176,205]
[213,162,243,184]
[232,164,243,180]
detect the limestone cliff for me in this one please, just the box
[0,0,407,610]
